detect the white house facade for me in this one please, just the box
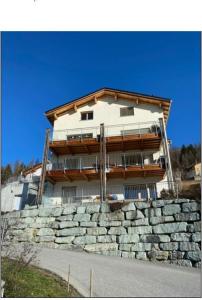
[43,88,173,205]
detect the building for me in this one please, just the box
[185,162,201,181]
[1,164,42,212]
[42,88,174,205]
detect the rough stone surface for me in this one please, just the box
[84,243,118,252]
[100,203,110,213]
[35,236,55,242]
[119,244,131,251]
[171,233,191,242]
[37,228,55,236]
[99,221,122,227]
[136,252,148,260]
[140,234,160,243]
[122,251,136,258]
[128,226,152,235]
[87,227,107,235]
[59,221,79,229]
[118,234,139,244]
[192,232,201,242]
[131,243,152,251]
[63,206,77,215]
[85,204,100,214]
[159,242,178,251]
[135,201,151,209]
[97,235,116,243]
[145,208,161,217]
[99,211,125,221]
[56,215,73,221]
[39,208,53,217]
[175,213,200,222]
[185,251,201,262]
[56,228,86,237]
[153,222,187,234]
[132,218,149,226]
[126,210,144,220]
[162,204,181,216]
[21,209,38,217]
[73,236,96,245]
[73,214,91,222]
[108,227,127,235]
[122,220,131,227]
[80,222,97,227]
[77,206,86,214]
[179,242,200,251]
[182,202,200,212]
[150,216,174,225]
[55,236,75,244]
[121,202,136,211]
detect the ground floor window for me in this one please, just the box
[62,186,77,204]
[124,184,157,200]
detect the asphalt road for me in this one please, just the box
[33,247,201,297]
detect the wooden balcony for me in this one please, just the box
[49,133,161,155]
[46,164,165,183]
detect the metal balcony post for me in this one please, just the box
[80,157,82,172]
[141,152,144,167]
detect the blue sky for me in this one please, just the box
[2,32,200,166]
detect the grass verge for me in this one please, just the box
[2,257,81,297]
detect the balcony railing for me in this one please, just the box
[46,152,164,172]
[51,121,161,142]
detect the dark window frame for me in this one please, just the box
[81,111,94,121]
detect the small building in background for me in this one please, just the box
[185,162,201,181]
[1,163,42,212]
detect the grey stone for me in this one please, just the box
[159,242,178,251]
[56,227,86,236]
[9,211,21,218]
[21,209,38,217]
[99,221,122,227]
[38,207,53,217]
[151,250,169,260]
[158,235,171,242]
[73,214,91,222]
[187,224,195,233]
[12,229,24,236]
[73,236,96,245]
[194,221,201,232]
[126,210,144,220]
[35,217,55,224]
[149,216,174,225]
[132,218,149,226]
[145,208,161,217]
[192,232,201,242]
[185,251,201,262]
[122,220,131,227]
[91,213,100,222]
[140,235,160,243]
[56,215,73,221]
[128,226,152,235]
[37,228,55,236]
[171,233,191,242]
[182,202,200,212]
[80,222,97,227]
[99,211,125,221]
[175,213,200,222]
[135,201,151,209]
[122,251,136,258]
[132,243,152,251]
[153,222,187,234]
[52,222,60,229]
[100,203,111,213]
[23,217,35,224]
[97,235,116,243]
[152,200,166,207]
[169,251,185,260]
[52,207,63,217]
[59,221,79,228]
[97,250,122,257]
[63,205,77,215]
[194,262,201,268]
[86,204,100,214]
[179,242,200,251]
[136,252,148,260]
[118,234,139,243]
[16,228,35,242]
[77,206,86,214]
[121,202,136,211]
[55,236,75,244]
[162,204,181,216]
[108,227,127,235]
[84,243,118,252]
[35,236,55,242]
[119,244,132,251]
[170,260,192,267]
[174,199,190,204]
[87,227,107,235]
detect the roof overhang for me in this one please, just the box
[45,88,172,125]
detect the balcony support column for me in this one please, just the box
[100,123,106,202]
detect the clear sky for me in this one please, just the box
[2,32,200,166]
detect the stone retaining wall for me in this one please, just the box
[4,199,201,267]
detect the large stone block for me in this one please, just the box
[73,235,96,245]
[80,222,97,227]
[185,251,201,262]
[135,201,151,210]
[99,211,125,221]
[37,228,55,236]
[122,220,131,227]
[73,214,91,222]
[194,221,201,232]
[170,260,192,267]
[132,218,149,226]
[55,236,75,244]
[131,243,152,251]
[87,227,107,235]
[182,202,200,213]
[145,208,161,217]
[128,226,152,235]
[118,234,139,244]
[170,233,191,242]
[56,215,73,221]
[52,207,63,217]
[84,243,118,252]
[126,210,144,220]
[99,221,122,227]
[23,217,35,224]
[150,216,174,225]
[174,199,189,204]
[39,207,53,217]
[59,221,79,229]
[149,250,169,260]
[140,234,160,243]
[136,252,148,260]
[86,204,100,214]
[56,227,86,236]
[11,229,24,236]
[121,202,136,211]
[169,251,185,260]
[153,222,187,234]
[21,209,38,217]
[35,217,55,224]
[119,244,132,251]
[62,205,77,215]
[162,204,181,216]
[175,213,200,222]
[122,251,136,258]
[179,242,200,251]
[192,232,201,242]
[159,242,178,251]
[16,228,35,242]
[91,213,100,222]
[97,235,116,243]
[35,236,55,242]
[108,227,126,235]
[77,206,86,214]
[100,203,111,213]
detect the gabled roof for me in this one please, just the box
[23,163,42,176]
[45,87,172,125]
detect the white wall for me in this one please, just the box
[53,96,164,139]
[1,181,24,212]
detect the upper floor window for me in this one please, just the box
[120,107,134,117]
[81,111,93,120]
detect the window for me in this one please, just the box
[81,111,93,120]
[120,107,134,117]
